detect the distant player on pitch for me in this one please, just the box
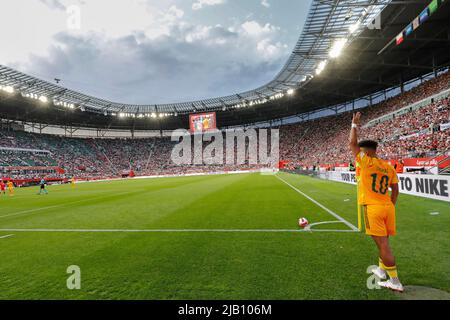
[0,180,6,195]
[38,178,48,195]
[7,180,14,196]
[349,112,403,292]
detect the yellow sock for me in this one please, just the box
[384,265,398,279]
[378,258,386,270]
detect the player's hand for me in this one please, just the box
[352,112,361,126]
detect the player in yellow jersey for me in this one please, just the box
[7,180,14,196]
[349,112,403,292]
[71,176,76,188]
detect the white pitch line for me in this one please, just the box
[0,228,357,233]
[307,221,344,228]
[304,221,353,232]
[275,174,359,231]
[0,234,14,239]
[0,204,67,219]
[304,221,344,231]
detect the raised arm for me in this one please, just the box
[349,112,361,157]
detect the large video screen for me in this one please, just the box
[189,112,217,133]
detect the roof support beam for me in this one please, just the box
[319,75,397,87]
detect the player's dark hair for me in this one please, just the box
[358,140,378,150]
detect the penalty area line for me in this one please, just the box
[275,174,359,232]
[0,228,358,233]
[0,234,14,239]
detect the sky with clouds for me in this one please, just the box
[1,0,311,104]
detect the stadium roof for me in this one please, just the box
[0,0,387,116]
[1,0,449,130]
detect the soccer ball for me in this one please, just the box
[298,217,309,228]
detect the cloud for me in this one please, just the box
[192,0,225,11]
[241,20,279,37]
[261,0,270,8]
[2,1,290,104]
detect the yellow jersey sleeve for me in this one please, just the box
[390,166,399,185]
[356,152,370,169]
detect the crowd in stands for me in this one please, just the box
[0,150,54,167]
[0,130,114,179]
[0,131,268,180]
[368,70,450,119]
[361,97,449,159]
[0,70,449,180]
[280,71,450,168]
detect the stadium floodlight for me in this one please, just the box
[315,60,327,75]
[119,112,125,118]
[151,113,157,118]
[4,86,14,94]
[287,89,295,95]
[349,21,361,34]
[39,95,48,103]
[329,38,348,58]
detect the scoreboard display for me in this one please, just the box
[189,112,217,133]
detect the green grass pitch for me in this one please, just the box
[0,172,449,299]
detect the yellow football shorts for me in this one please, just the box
[363,203,396,237]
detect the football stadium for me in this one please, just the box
[1,0,450,306]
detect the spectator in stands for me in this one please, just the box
[394,160,405,174]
